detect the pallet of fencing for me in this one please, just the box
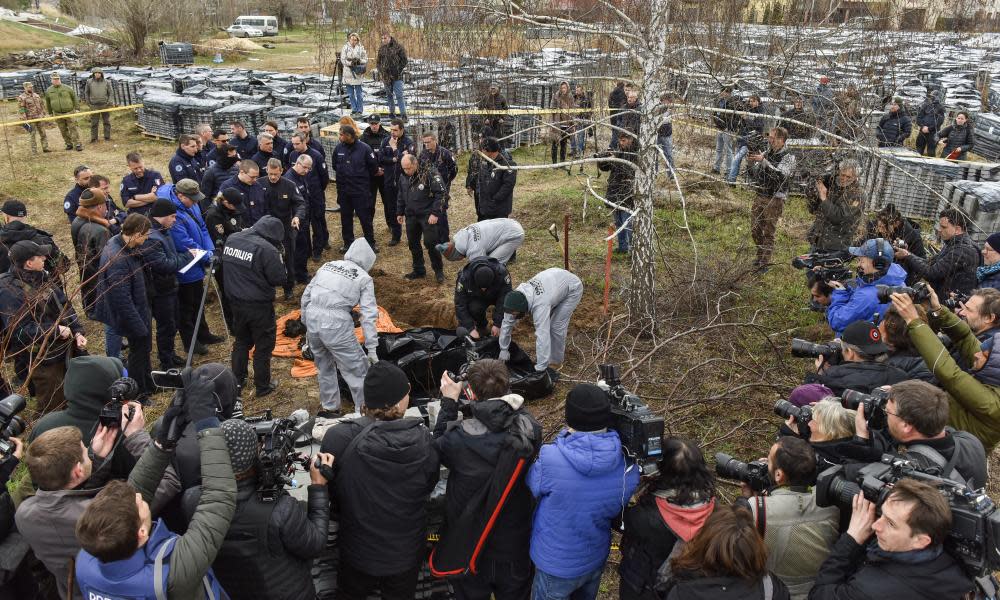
[212,103,269,135]
[0,70,41,100]
[974,112,1000,161]
[938,180,1000,244]
[159,42,194,66]
[267,106,315,137]
[177,97,226,135]
[137,92,184,139]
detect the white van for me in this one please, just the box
[232,15,279,36]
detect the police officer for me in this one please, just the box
[261,158,305,301]
[222,215,287,396]
[205,188,246,330]
[120,151,164,216]
[288,132,330,260]
[168,134,204,184]
[418,131,457,239]
[333,124,379,253]
[302,238,379,418]
[378,118,413,245]
[219,160,268,226]
[361,115,390,241]
[285,155,314,284]
[454,256,512,339]
[397,154,446,282]
[251,133,276,172]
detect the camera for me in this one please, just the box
[841,388,889,430]
[944,293,970,311]
[876,281,931,304]
[245,409,311,502]
[99,377,140,428]
[816,455,1000,577]
[774,399,812,441]
[745,131,768,154]
[715,452,771,492]
[790,338,842,363]
[792,250,854,283]
[598,364,664,474]
[0,395,26,459]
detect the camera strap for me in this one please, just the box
[343,420,379,463]
[754,496,767,537]
[906,443,965,486]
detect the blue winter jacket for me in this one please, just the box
[527,429,640,578]
[827,263,907,335]
[332,140,379,205]
[94,235,150,338]
[158,184,214,284]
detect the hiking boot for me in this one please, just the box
[403,271,426,280]
[256,381,279,397]
[171,355,186,367]
[193,342,209,355]
[435,270,445,284]
[388,238,401,247]
[546,367,561,383]
[371,243,380,254]
[65,144,73,150]
[75,144,83,151]
[283,289,294,301]
[316,408,341,420]
[201,333,225,345]
[42,148,51,153]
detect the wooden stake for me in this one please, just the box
[604,226,613,315]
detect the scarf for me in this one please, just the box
[866,542,942,565]
[977,262,1000,282]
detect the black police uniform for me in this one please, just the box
[219,176,268,226]
[418,145,458,239]
[261,175,306,293]
[397,165,446,277]
[454,256,513,333]
[205,200,246,329]
[221,216,287,392]
[332,140,379,250]
[361,125,390,226]
[284,167,312,283]
[168,148,204,184]
[288,147,330,256]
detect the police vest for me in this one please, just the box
[76,519,227,600]
[212,492,313,600]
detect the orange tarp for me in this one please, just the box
[272,307,403,378]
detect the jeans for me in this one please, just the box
[614,209,632,252]
[346,84,364,113]
[713,132,732,173]
[574,129,586,155]
[105,324,122,360]
[531,566,603,600]
[384,79,406,118]
[657,135,674,176]
[728,144,749,182]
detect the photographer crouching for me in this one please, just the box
[809,480,973,599]
[891,286,1000,452]
[181,419,331,600]
[806,160,863,254]
[725,437,840,599]
[825,238,907,336]
[802,320,908,395]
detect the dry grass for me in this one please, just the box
[0,21,79,52]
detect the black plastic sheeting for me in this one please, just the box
[376,327,554,403]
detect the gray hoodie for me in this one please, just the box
[83,69,111,107]
[301,238,378,351]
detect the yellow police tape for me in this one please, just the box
[2,104,142,127]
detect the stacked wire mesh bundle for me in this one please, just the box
[939,180,1000,243]
[974,113,1000,160]
[176,97,226,134]
[212,103,269,135]
[0,70,41,99]
[137,93,184,138]
[158,43,194,66]
[266,106,314,134]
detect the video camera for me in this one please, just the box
[841,388,889,430]
[0,395,26,460]
[876,281,931,304]
[244,409,311,502]
[99,377,140,429]
[944,293,970,311]
[816,454,1000,577]
[790,338,842,364]
[597,364,664,475]
[774,399,812,441]
[444,327,481,408]
[715,452,771,492]
[792,250,854,284]
[745,131,768,154]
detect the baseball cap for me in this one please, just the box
[848,238,893,264]
[221,187,244,207]
[9,240,51,266]
[366,114,381,124]
[175,179,205,203]
[841,320,888,355]
[1,200,26,218]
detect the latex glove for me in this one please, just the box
[498,349,510,362]
[367,348,379,365]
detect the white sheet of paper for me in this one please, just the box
[179,249,208,274]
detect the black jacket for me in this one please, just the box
[454,257,512,330]
[664,572,790,600]
[396,166,446,218]
[865,217,926,259]
[0,267,82,363]
[598,146,639,208]
[141,222,188,297]
[181,476,329,600]
[334,140,379,203]
[749,145,795,198]
[805,361,909,396]
[361,127,390,176]
[900,233,979,298]
[221,216,287,304]
[69,217,110,317]
[618,494,684,600]
[915,99,945,133]
[93,235,149,339]
[261,175,306,226]
[885,351,935,383]
[0,221,66,275]
[376,37,408,82]
[321,416,440,576]
[862,428,988,491]
[476,152,517,219]
[877,111,912,146]
[433,396,540,564]
[204,202,246,249]
[379,135,414,193]
[808,534,972,600]
[712,96,741,132]
[200,160,239,205]
[938,122,975,159]
[782,107,815,138]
